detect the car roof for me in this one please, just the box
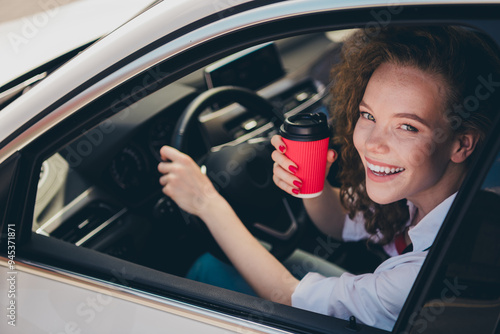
[0,0,499,162]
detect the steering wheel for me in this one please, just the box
[169,86,306,261]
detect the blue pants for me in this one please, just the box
[186,249,346,296]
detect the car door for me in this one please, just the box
[1,1,500,334]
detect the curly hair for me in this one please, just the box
[330,26,500,244]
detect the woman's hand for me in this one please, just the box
[158,146,221,217]
[271,135,345,238]
[270,135,337,196]
[159,145,300,305]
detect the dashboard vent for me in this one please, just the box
[51,202,120,246]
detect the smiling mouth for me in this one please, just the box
[367,162,405,176]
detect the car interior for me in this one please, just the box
[31,28,392,281]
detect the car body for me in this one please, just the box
[1,0,499,333]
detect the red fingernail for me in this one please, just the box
[293,180,302,188]
[279,145,285,153]
[292,188,299,195]
[289,165,298,174]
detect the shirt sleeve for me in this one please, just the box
[291,253,424,331]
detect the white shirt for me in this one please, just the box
[291,193,457,331]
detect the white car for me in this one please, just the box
[1,1,499,333]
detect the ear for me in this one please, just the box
[450,132,479,164]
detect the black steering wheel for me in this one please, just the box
[170,86,306,261]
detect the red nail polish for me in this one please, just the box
[293,180,302,188]
[279,145,285,153]
[292,188,299,195]
[289,165,298,174]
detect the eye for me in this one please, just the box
[360,111,375,122]
[401,124,418,132]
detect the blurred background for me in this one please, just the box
[0,0,81,22]
[0,0,155,86]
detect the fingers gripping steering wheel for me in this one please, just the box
[170,86,305,262]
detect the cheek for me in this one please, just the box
[353,123,364,154]
[401,136,452,171]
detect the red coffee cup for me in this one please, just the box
[279,112,330,198]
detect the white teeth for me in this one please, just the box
[367,162,404,175]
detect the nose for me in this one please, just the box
[365,125,389,154]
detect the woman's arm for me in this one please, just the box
[302,184,346,240]
[201,195,299,304]
[158,145,299,305]
[270,135,346,240]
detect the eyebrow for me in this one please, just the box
[393,113,430,128]
[359,101,430,128]
[359,100,371,110]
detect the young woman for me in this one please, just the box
[157,26,500,330]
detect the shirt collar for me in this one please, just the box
[407,192,457,252]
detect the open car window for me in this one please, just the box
[35,34,345,266]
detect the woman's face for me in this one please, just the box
[353,63,462,211]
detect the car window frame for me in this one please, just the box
[2,3,500,333]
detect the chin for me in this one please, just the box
[365,186,400,205]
